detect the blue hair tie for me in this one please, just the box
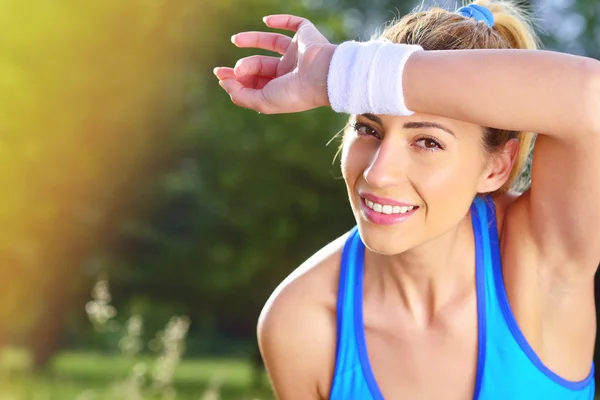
[456,4,494,27]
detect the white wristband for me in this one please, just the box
[326,40,423,116]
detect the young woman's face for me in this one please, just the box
[341,112,492,255]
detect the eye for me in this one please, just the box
[415,136,444,151]
[350,122,381,139]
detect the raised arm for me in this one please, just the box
[403,49,600,139]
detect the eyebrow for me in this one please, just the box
[359,113,456,138]
[403,121,456,138]
[360,113,384,125]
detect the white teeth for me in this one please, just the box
[364,198,416,215]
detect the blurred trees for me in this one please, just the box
[0,0,216,367]
[0,0,356,367]
[0,0,598,371]
[104,0,355,355]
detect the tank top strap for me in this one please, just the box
[331,226,363,376]
[470,195,495,399]
[330,226,379,399]
[474,195,504,307]
[473,194,515,329]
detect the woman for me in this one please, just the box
[214,1,600,398]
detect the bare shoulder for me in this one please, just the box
[257,230,351,400]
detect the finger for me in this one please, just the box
[215,65,274,89]
[219,79,273,113]
[278,39,297,75]
[237,75,272,90]
[264,15,328,44]
[234,56,280,78]
[263,15,311,32]
[217,74,272,90]
[231,32,291,55]
[255,77,271,90]
[213,67,235,80]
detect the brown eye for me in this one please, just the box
[351,122,381,139]
[415,137,443,151]
[423,139,439,148]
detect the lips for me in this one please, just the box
[361,192,417,207]
[359,194,419,226]
[363,198,416,215]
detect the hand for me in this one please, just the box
[214,15,336,114]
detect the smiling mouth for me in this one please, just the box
[362,197,419,215]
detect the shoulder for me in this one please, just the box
[257,230,352,400]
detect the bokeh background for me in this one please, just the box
[0,0,597,399]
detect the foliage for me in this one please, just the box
[0,0,599,372]
[0,275,272,399]
[0,351,273,400]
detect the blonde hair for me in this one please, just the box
[374,0,539,194]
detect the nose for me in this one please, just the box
[363,141,407,188]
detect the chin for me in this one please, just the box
[356,223,414,256]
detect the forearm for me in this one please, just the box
[403,49,600,137]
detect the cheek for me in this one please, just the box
[408,148,484,195]
[410,151,486,229]
[341,137,373,182]
[406,153,463,192]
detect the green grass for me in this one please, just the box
[1,350,598,399]
[0,350,274,400]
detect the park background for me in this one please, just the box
[0,0,598,399]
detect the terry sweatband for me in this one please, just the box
[326,40,423,116]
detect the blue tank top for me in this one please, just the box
[329,196,595,399]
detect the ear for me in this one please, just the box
[477,138,519,193]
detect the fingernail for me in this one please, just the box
[213,67,219,76]
[231,34,237,44]
[262,16,268,23]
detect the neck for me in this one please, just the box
[363,213,476,326]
